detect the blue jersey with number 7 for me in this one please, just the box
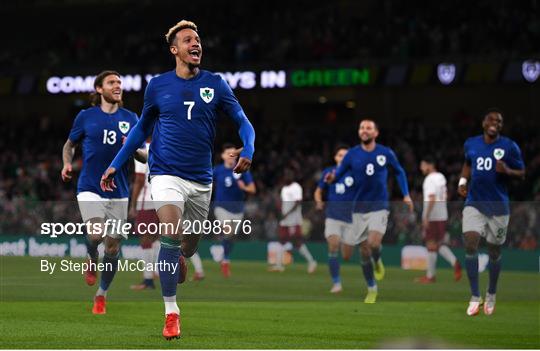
[113,70,255,185]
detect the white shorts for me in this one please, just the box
[214,207,244,222]
[324,218,355,245]
[76,191,128,239]
[350,209,390,245]
[214,207,244,235]
[462,206,509,245]
[150,175,212,231]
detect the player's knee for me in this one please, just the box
[140,241,153,249]
[487,245,501,261]
[181,245,197,258]
[104,245,120,256]
[327,241,339,253]
[464,244,477,255]
[426,241,438,251]
[463,233,479,254]
[328,249,339,256]
[368,238,382,249]
[140,235,154,249]
[359,244,371,260]
[488,251,501,261]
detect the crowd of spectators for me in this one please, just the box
[4,0,539,74]
[1,109,538,250]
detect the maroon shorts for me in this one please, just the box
[425,220,447,242]
[135,209,160,247]
[279,225,303,248]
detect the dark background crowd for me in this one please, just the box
[3,0,539,74]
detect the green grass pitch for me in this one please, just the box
[1,256,539,349]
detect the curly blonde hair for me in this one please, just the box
[165,20,198,45]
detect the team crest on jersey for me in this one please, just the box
[376,155,386,166]
[233,172,242,180]
[118,121,130,134]
[200,87,214,103]
[493,148,505,160]
[344,176,354,187]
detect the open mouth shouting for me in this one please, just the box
[188,49,201,62]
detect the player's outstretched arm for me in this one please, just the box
[102,82,158,191]
[61,139,77,182]
[233,114,255,173]
[237,179,256,194]
[314,187,325,210]
[121,135,148,163]
[129,172,146,219]
[388,150,413,212]
[458,162,471,198]
[219,77,255,172]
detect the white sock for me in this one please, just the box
[152,240,160,264]
[298,244,315,263]
[427,251,437,279]
[275,243,284,267]
[142,248,154,279]
[163,296,180,315]
[190,252,204,274]
[438,245,457,266]
[368,285,378,293]
[96,287,107,297]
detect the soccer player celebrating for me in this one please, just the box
[458,108,524,316]
[129,139,161,290]
[100,20,255,339]
[270,170,317,273]
[326,119,413,303]
[314,145,356,293]
[61,70,145,314]
[213,142,256,278]
[415,156,461,284]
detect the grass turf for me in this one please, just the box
[0,256,539,348]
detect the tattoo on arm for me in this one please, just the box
[62,140,76,165]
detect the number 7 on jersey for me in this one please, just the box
[184,101,195,120]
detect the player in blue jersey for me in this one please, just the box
[61,70,145,314]
[326,120,413,303]
[100,20,255,339]
[314,145,356,293]
[458,108,525,316]
[213,143,256,278]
